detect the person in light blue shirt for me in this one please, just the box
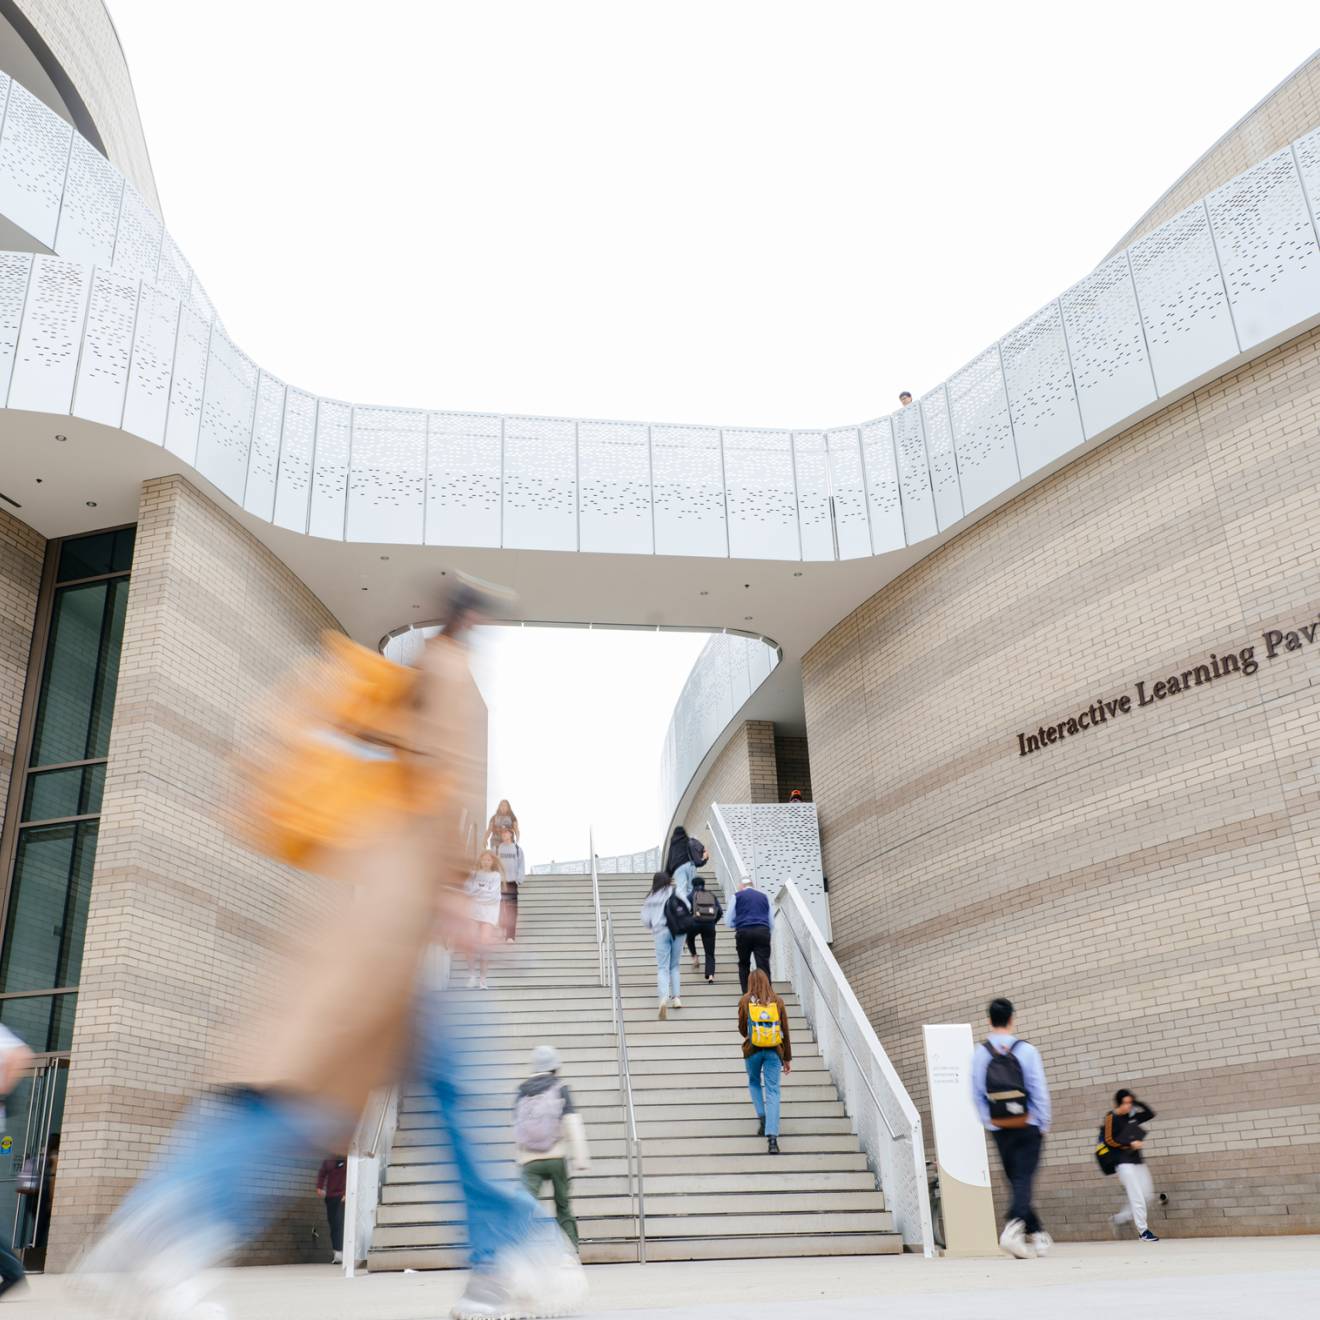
[969,997,1052,1259]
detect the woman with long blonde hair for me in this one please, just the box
[465,849,504,988]
[487,799,519,846]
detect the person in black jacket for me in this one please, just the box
[685,877,723,981]
[665,826,707,903]
[1103,1090,1160,1242]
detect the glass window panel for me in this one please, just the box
[29,579,128,767]
[0,993,77,1053]
[0,822,98,994]
[21,763,105,822]
[56,528,135,582]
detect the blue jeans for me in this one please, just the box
[745,1049,782,1136]
[653,927,683,1001]
[414,986,542,1265]
[672,862,695,902]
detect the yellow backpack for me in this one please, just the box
[747,998,783,1049]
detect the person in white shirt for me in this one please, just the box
[464,851,504,989]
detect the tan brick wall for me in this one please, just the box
[680,719,778,842]
[47,476,344,1269]
[0,510,43,832]
[1109,52,1320,253]
[773,734,812,802]
[803,324,1320,1240]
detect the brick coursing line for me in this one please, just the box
[803,324,1320,1240]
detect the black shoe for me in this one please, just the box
[757,1115,765,1136]
[767,1137,780,1154]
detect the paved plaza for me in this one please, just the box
[24,1238,1320,1319]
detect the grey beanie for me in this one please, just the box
[532,1044,561,1074]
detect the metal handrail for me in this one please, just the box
[605,911,647,1261]
[363,1085,396,1160]
[590,829,606,988]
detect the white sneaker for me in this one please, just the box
[999,1218,1031,1259]
[670,997,683,1009]
[478,977,488,990]
[332,1249,343,1264]
[1031,1230,1053,1257]
[452,1230,588,1319]
[657,999,668,1020]
[467,974,479,989]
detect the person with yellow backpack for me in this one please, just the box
[737,969,792,1154]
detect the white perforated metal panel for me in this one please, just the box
[72,267,137,427]
[918,387,963,530]
[578,419,653,554]
[793,432,834,561]
[347,406,426,543]
[8,256,87,414]
[426,412,501,548]
[1000,301,1083,476]
[111,182,163,283]
[826,428,871,560]
[0,251,31,404]
[197,326,257,504]
[164,304,210,463]
[309,398,351,539]
[729,633,753,711]
[0,82,71,247]
[1296,126,1320,236]
[122,282,177,444]
[188,278,216,324]
[859,418,904,554]
[274,387,316,532]
[1207,147,1320,351]
[723,429,800,560]
[154,231,192,303]
[1060,252,1157,439]
[503,415,577,551]
[892,405,937,543]
[1129,202,1239,395]
[244,372,284,520]
[54,134,122,269]
[652,424,727,557]
[948,346,1018,511]
[717,802,830,939]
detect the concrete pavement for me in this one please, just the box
[24,1238,1320,1319]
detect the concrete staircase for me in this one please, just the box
[367,870,900,1269]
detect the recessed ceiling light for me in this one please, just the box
[700,590,709,596]
[793,571,803,577]
[744,615,753,620]
[54,434,66,442]
[360,586,368,591]
[412,604,420,609]
[34,478,42,484]
[379,555,390,561]
[85,500,97,507]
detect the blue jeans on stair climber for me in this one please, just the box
[653,928,684,1001]
[744,1049,782,1136]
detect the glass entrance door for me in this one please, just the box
[0,1057,66,1270]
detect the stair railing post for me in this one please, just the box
[591,828,606,988]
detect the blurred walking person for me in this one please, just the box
[496,826,525,943]
[686,876,723,981]
[970,997,1053,1259]
[487,799,519,847]
[466,850,504,987]
[724,877,773,993]
[1101,1090,1161,1242]
[0,1025,34,1298]
[316,1154,347,1264]
[665,825,706,902]
[737,970,791,1154]
[641,872,688,1019]
[515,1046,591,1254]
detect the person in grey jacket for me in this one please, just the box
[515,1046,590,1253]
[641,872,684,1019]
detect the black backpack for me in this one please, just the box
[688,836,708,867]
[983,1040,1030,1128]
[664,890,694,935]
[691,888,719,925]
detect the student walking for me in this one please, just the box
[969,997,1053,1259]
[496,826,525,943]
[514,1046,591,1253]
[686,877,723,981]
[1101,1090,1160,1242]
[725,878,773,993]
[737,970,792,1154]
[465,850,504,988]
[665,826,705,902]
[487,799,519,847]
[315,1154,347,1263]
[0,1025,34,1298]
[641,872,688,1019]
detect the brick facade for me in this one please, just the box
[773,734,812,802]
[0,510,43,836]
[47,477,345,1269]
[680,719,778,841]
[802,324,1320,1240]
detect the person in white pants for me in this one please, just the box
[1104,1089,1160,1241]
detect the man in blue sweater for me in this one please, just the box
[724,879,773,993]
[969,997,1053,1259]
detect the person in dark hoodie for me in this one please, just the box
[665,825,705,903]
[685,876,723,981]
[1103,1089,1160,1242]
[514,1046,591,1253]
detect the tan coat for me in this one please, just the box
[237,634,482,1128]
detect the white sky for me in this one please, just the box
[108,1,1316,863]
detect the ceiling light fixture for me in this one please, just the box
[54,434,66,442]
[85,500,97,507]
[793,571,803,577]
[379,555,390,561]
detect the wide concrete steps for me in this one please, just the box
[367,871,901,1270]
